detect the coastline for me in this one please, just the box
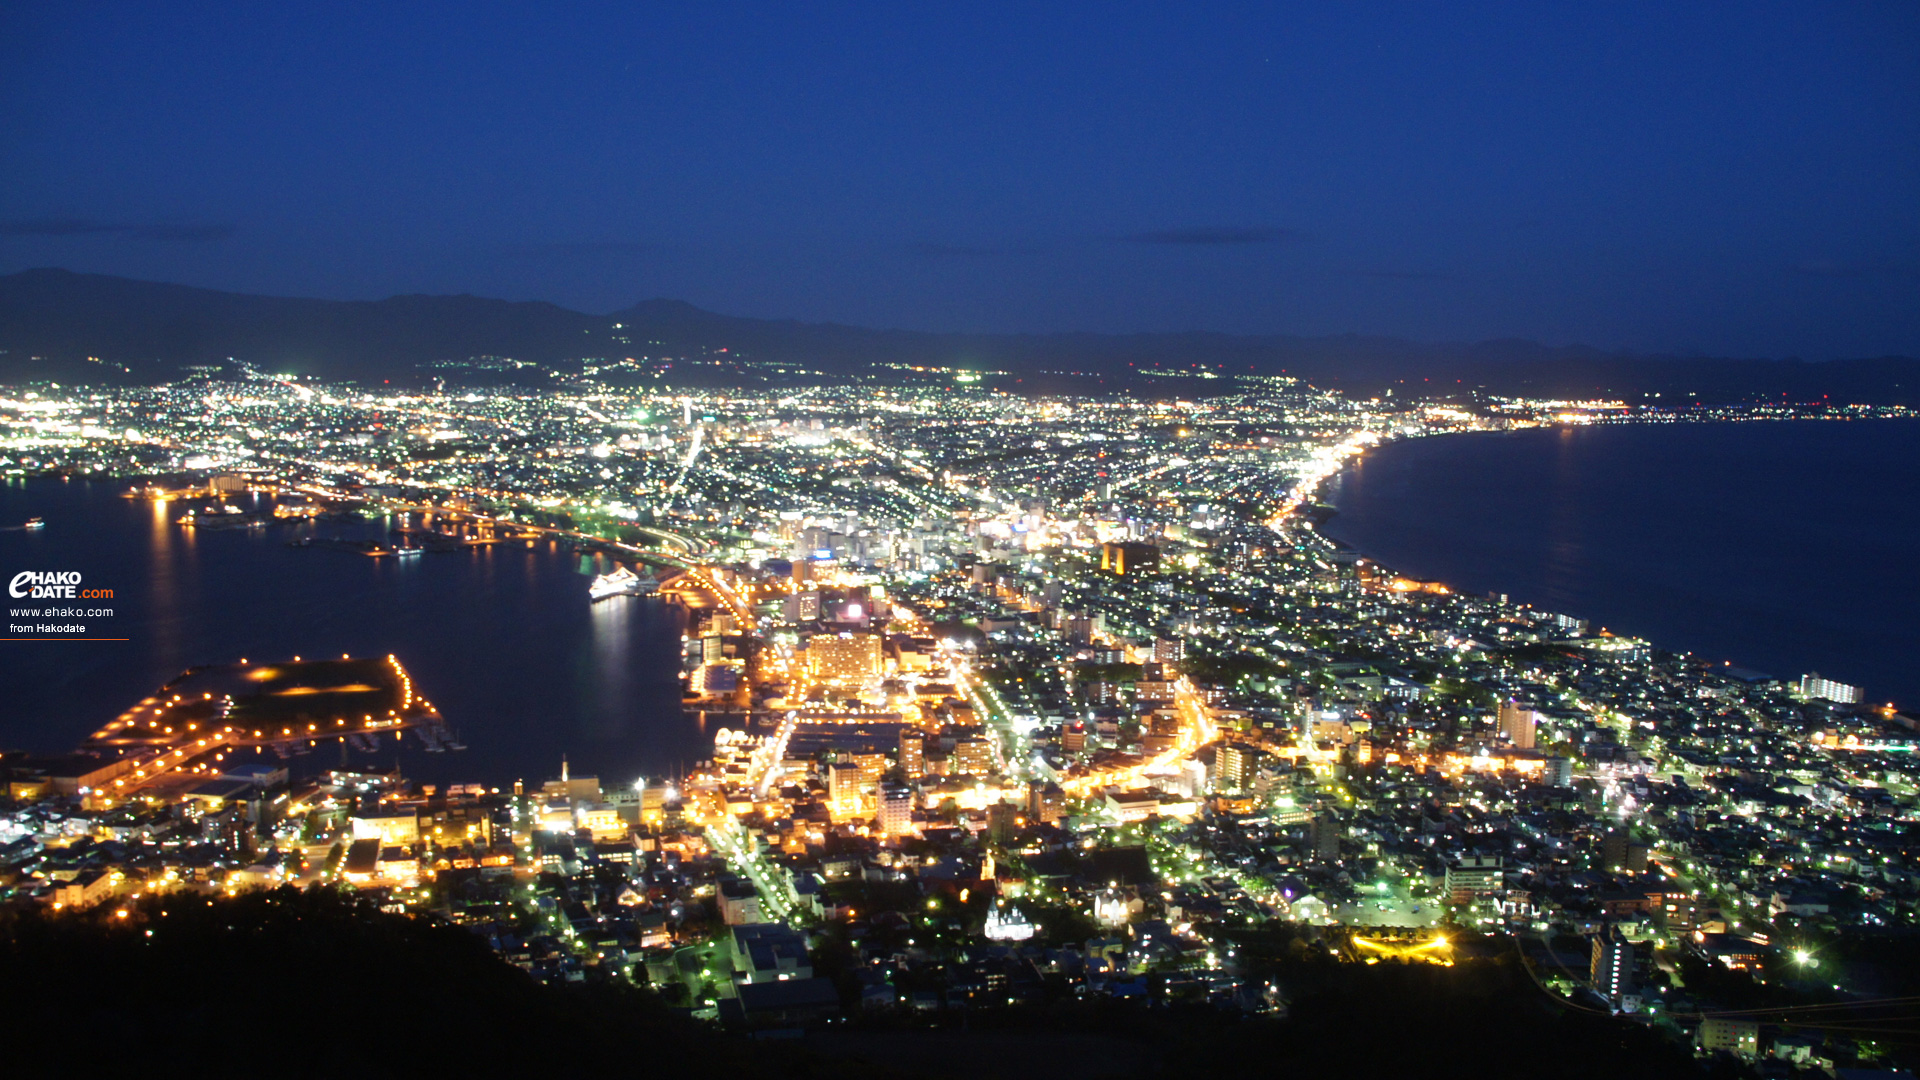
[1308,417,1920,709]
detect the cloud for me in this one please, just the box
[138,223,237,242]
[1122,226,1309,246]
[0,218,124,237]
[0,217,235,242]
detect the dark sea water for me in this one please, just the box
[1323,419,1920,710]
[0,480,699,787]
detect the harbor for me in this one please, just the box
[0,477,702,786]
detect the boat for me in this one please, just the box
[23,517,44,530]
[394,546,425,558]
[589,564,657,601]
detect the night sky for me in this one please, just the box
[2,3,1916,357]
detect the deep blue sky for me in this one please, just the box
[2,3,1916,356]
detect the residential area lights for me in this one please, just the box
[1,373,1912,1056]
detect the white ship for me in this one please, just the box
[23,517,45,530]
[589,564,658,601]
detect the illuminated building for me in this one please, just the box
[879,783,913,835]
[1445,855,1503,903]
[1026,780,1065,825]
[983,905,1035,942]
[1662,893,1698,932]
[784,589,821,622]
[953,736,995,777]
[1589,926,1634,1004]
[1105,789,1159,823]
[898,728,925,779]
[826,751,886,819]
[341,838,381,886]
[352,812,419,846]
[1696,1019,1759,1059]
[576,804,627,842]
[1497,700,1537,750]
[640,784,667,824]
[1093,887,1134,927]
[719,879,763,925]
[827,761,862,810]
[1797,673,1862,704]
[1212,742,1254,793]
[808,632,882,684]
[47,868,114,910]
[1100,541,1159,576]
[1061,721,1087,753]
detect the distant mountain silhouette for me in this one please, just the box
[1,267,1914,404]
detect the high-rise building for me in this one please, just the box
[1546,756,1574,787]
[827,761,862,810]
[1212,743,1253,793]
[879,783,913,836]
[1311,812,1342,862]
[1797,673,1863,704]
[898,728,926,779]
[1590,926,1634,1003]
[987,801,1021,844]
[1498,700,1538,750]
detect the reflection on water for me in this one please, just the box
[589,590,633,741]
[1542,425,1585,608]
[0,479,698,786]
[1324,420,1920,708]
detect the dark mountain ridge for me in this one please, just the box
[1,267,1913,403]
